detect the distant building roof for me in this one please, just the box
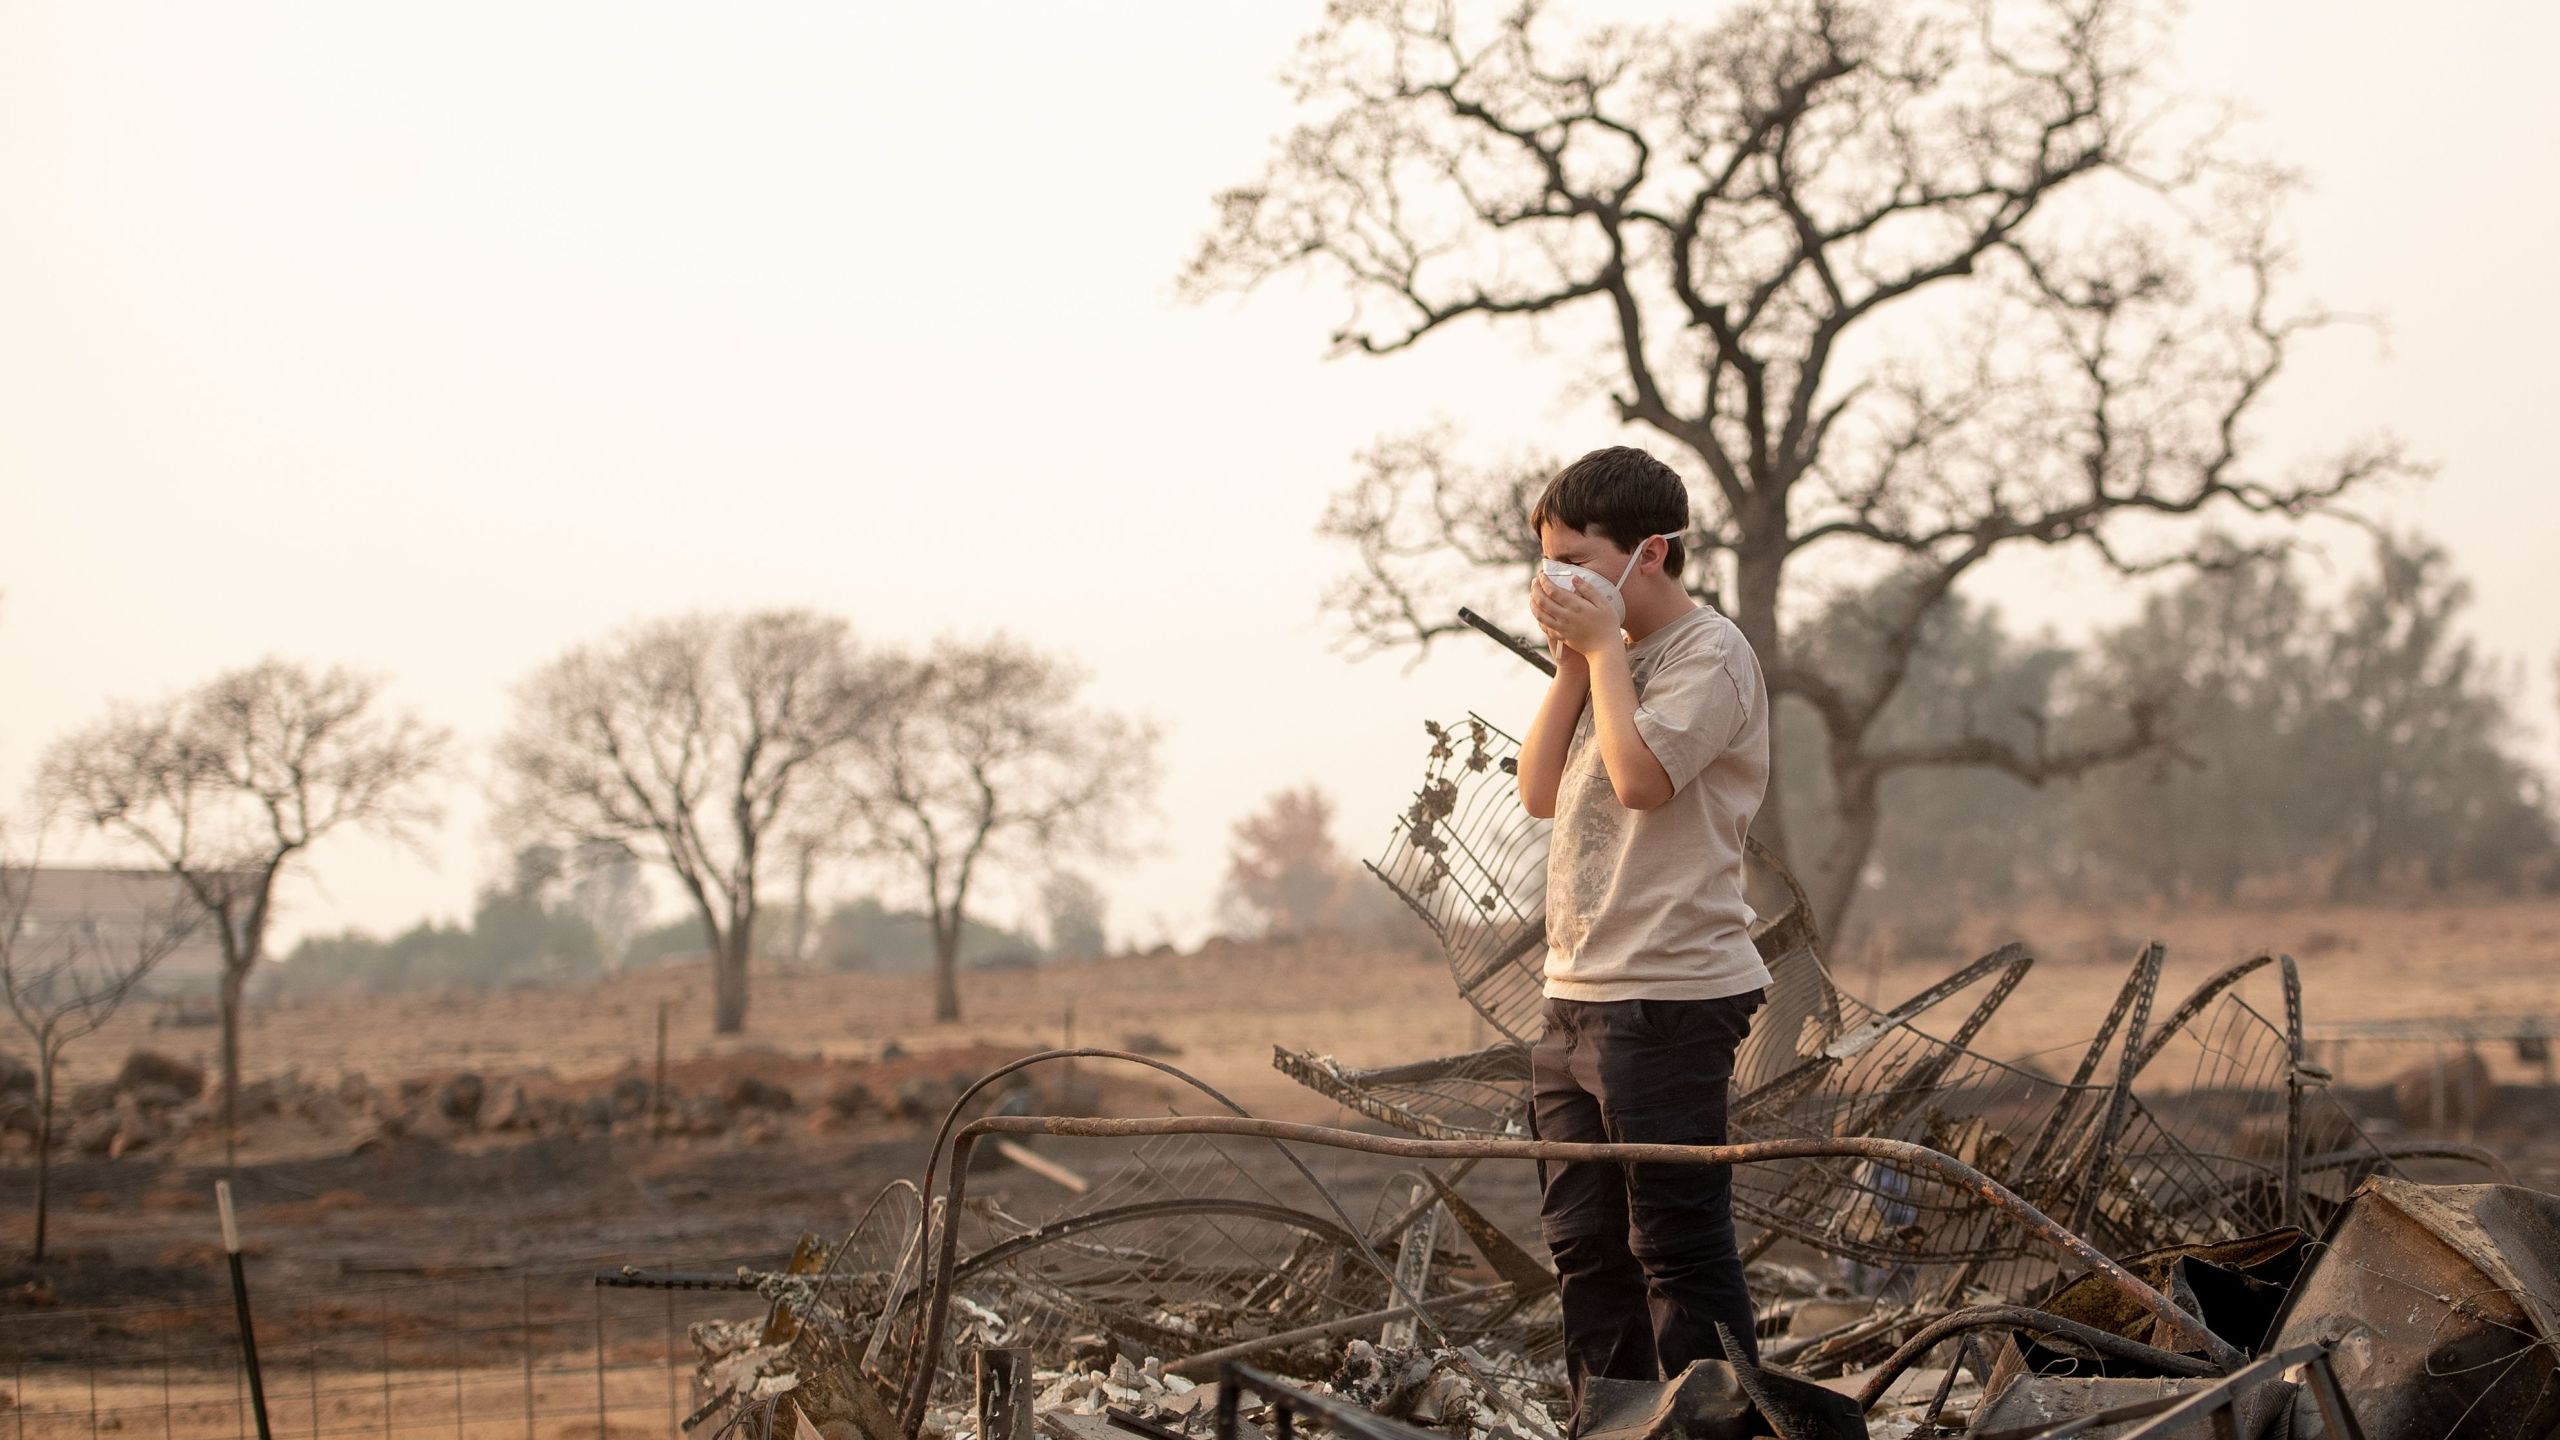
[4,865,247,982]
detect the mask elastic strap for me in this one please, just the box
[1616,531,1681,589]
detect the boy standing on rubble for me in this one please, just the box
[1517,446,1772,1414]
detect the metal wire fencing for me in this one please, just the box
[0,1263,763,1440]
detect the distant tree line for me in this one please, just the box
[1207,533,2555,964]
[1790,531,2556,954]
[271,870,1054,999]
[1216,530,2556,964]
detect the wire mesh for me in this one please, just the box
[1365,717,1550,1047]
[0,1263,749,1440]
[1268,1044,1532,1141]
[1726,954,2118,1302]
[2113,983,2404,1248]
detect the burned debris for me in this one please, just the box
[644,714,2555,1440]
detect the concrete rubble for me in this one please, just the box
[645,715,2560,1440]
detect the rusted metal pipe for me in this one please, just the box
[896,1115,2243,1437]
[1853,1304,2220,1409]
[2282,955,2306,1231]
[1163,1284,1514,1379]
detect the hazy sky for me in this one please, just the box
[3,3,2554,953]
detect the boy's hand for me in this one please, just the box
[1531,573,1619,656]
[1527,574,1580,664]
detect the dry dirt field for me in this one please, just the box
[45,891,2560,1106]
[4,893,2556,1312]
[1845,893,2560,1088]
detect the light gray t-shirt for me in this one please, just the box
[1543,605,1771,1001]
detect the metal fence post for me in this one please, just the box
[215,1182,273,1440]
[592,1283,608,1437]
[654,1001,671,1140]
[307,1291,321,1440]
[522,1273,537,1440]
[2281,955,2307,1231]
[663,1283,680,1433]
[449,1284,464,1440]
[161,1304,175,1440]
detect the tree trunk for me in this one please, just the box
[2329,820,2388,902]
[32,1054,54,1262]
[1729,522,1795,866]
[218,963,246,1172]
[932,916,962,1024]
[713,916,752,1035]
[790,846,814,968]
[1807,776,1882,955]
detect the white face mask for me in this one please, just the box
[1540,532,1678,627]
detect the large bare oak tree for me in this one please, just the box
[497,610,898,1034]
[1189,0,2412,940]
[831,636,1157,1023]
[39,661,447,1162]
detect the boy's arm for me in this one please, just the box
[1583,646,1674,811]
[1518,648,1589,820]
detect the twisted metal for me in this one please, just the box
[895,1112,2246,1434]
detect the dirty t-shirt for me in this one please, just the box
[1544,604,1771,1001]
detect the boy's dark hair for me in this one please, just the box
[1529,446,1690,577]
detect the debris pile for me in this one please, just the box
[0,1043,1043,1161]
[646,714,2557,1440]
[0,1048,212,1158]
[1030,1353,1204,1423]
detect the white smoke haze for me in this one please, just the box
[0,2,2553,948]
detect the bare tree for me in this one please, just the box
[1039,870,1111,963]
[37,661,445,1164]
[772,820,847,971]
[0,851,201,1259]
[565,839,652,974]
[497,610,898,1034]
[834,637,1157,1023]
[1220,785,1354,940]
[1189,0,2412,940]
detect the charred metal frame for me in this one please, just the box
[1852,1305,2220,1410]
[896,1114,2249,1437]
[1216,1362,1443,1440]
[1967,1341,2365,1440]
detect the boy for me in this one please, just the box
[1516,445,1771,1413]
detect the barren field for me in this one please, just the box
[4,894,2556,1311]
[43,892,2560,1110]
[1846,893,2560,1086]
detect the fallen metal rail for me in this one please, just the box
[1218,1362,1441,1440]
[1969,1341,2363,1440]
[594,1267,762,1291]
[1852,1304,2219,1409]
[898,1115,2247,1438]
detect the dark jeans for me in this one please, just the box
[1532,991,1763,1411]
